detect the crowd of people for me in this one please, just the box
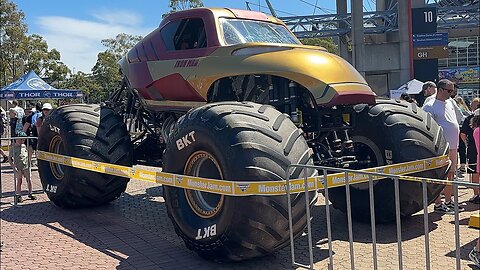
[0,100,52,203]
[421,79,480,266]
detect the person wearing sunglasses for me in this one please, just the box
[422,79,464,214]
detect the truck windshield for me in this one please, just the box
[220,18,300,45]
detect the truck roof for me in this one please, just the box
[162,7,284,26]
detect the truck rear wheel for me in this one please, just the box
[37,104,132,208]
[163,102,317,261]
[328,99,448,223]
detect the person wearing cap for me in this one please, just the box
[12,131,35,203]
[423,81,437,97]
[421,81,437,106]
[35,103,53,131]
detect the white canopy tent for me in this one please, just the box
[389,79,424,99]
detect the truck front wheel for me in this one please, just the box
[163,102,317,261]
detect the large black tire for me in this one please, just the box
[163,102,317,261]
[37,104,132,208]
[328,99,449,223]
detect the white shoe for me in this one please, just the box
[469,247,480,267]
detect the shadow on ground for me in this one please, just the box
[1,187,327,269]
[4,181,470,269]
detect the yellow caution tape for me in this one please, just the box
[37,150,450,196]
[468,214,480,229]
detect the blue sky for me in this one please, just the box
[13,0,341,73]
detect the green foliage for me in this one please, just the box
[79,33,143,103]
[300,37,338,54]
[63,71,102,103]
[20,35,69,85]
[0,0,70,88]
[163,0,204,18]
[0,0,142,105]
[91,51,123,102]
[101,33,143,59]
[0,0,28,86]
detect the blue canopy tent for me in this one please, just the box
[0,70,83,100]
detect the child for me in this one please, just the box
[12,131,36,203]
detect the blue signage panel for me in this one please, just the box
[0,90,83,100]
[412,7,437,34]
[0,92,15,99]
[413,33,448,47]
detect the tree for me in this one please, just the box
[85,33,144,103]
[0,0,28,86]
[63,71,102,103]
[300,37,338,55]
[163,0,203,17]
[75,33,142,103]
[20,34,69,85]
[1,0,70,87]
[42,49,70,86]
[101,33,143,59]
[91,51,123,102]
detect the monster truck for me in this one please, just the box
[37,8,448,261]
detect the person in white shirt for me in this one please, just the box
[10,100,24,135]
[423,81,463,124]
[422,79,463,214]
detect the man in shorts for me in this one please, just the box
[422,79,464,214]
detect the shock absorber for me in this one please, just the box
[343,130,353,149]
[289,81,300,124]
[268,84,275,103]
[332,131,342,153]
[284,81,290,114]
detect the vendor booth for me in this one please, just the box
[0,70,82,100]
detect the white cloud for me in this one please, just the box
[34,10,152,73]
[91,9,142,26]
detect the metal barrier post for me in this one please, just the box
[368,174,378,270]
[422,179,431,270]
[12,139,17,206]
[1,136,37,206]
[0,139,3,201]
[394,177,403,269]
[27,137,31,182]
[453,182,461,270]
[287,165,315,269]
[344,172,355,270]
[286,167,296,267]
[323,169,334,270]
[303,169,314,268]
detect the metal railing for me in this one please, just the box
[0,136,38,206]
[286,163,479,270]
